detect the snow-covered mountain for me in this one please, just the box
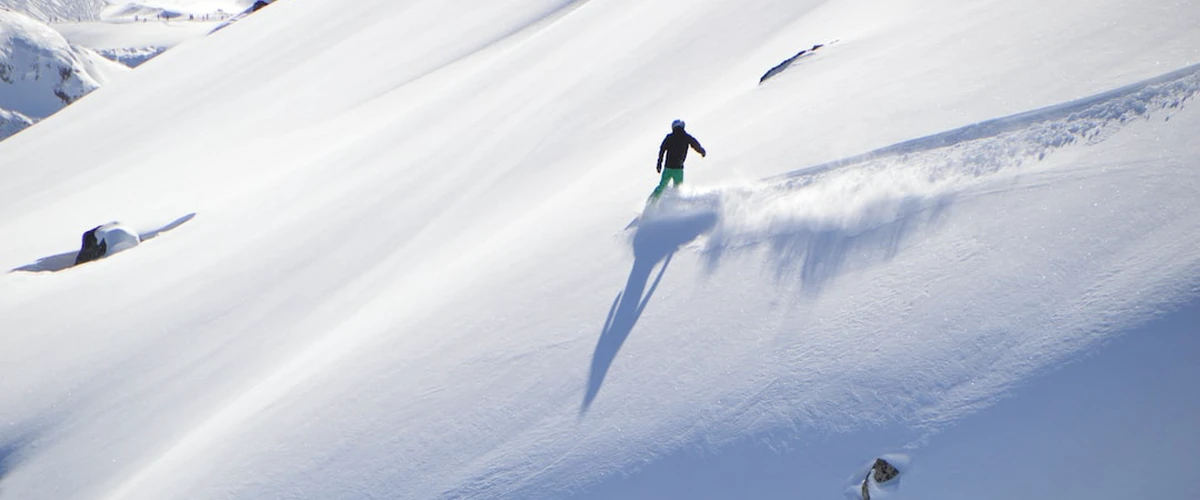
[0,0,253,70]
[0,0,1197,499]
[0,8,125,138]
[0,0,268,141]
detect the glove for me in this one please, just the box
[656,163,662,173]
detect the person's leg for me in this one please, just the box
[670,168,684,188]
[650,169,674,200]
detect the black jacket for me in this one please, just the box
[658,130,705,169]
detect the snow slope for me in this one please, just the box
[0,9,125,138]
[0,0,1198,499]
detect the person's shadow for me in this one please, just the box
[582,209,717,414]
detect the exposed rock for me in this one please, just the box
[873,458,899,483]
[75,225,107,265]
[860,458,900,500]
[759,42,829,84]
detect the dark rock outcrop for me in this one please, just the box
[73,222,141,265]
[860,458,900,500]
[74,225,106,265]
[759,43,826,84]
[873,458,899,483]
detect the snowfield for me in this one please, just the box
[0,0,1198,499]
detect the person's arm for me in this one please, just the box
[689,134,706,157]
[657,136,668,172]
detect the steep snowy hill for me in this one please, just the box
[0,0,106,22]
[0,0,1197,499]
[0,8,125,138]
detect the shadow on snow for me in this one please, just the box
[0,426,42,491]
[0,441,17,487]
[582,209,717,413]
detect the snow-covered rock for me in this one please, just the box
[92,45,167,67]
[0,104,30,137]
[0,8,126,139]
[75,221,140,265]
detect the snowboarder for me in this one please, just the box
[650,119,706,201]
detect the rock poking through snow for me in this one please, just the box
[75,222,140,265]
[759,42,829,84]
[861,458,900,500]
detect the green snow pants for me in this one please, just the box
[649,167,684,201]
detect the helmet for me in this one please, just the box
[671,119,685,130]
